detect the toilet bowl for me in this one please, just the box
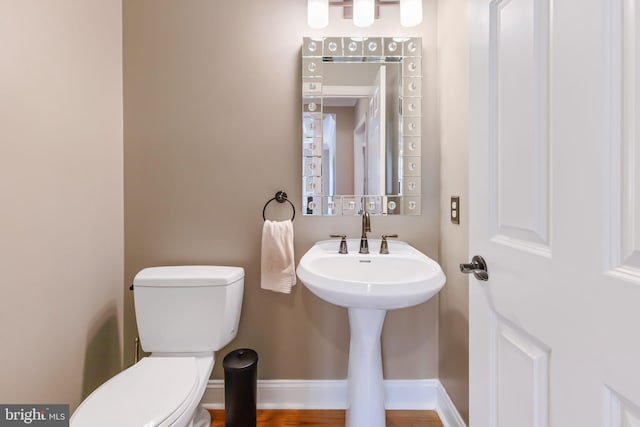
[71,355,212,427]
[71,266,244,427]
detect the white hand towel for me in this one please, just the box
[261,219,296,293]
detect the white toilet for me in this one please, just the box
[71,265,244,427]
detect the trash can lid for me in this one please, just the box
[223,348,258,371]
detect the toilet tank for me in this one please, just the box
[133,266,244,354]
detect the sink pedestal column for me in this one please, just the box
[346,307,387,427]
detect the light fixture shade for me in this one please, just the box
[353,0,375,28]
[400,0,423,27]
[308,0,329,29]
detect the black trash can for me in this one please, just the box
[223,348,258,427]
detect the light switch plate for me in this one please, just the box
[451,196,460,224]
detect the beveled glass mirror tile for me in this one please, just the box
[344,38,363,56]
[403,136,422,156]
[303,80,322,95]
[303,99,321,114]
[303,196,323,215]
[303,137,322,156]
[402,197,421,214]
[402,97,422,116]
[365,37,383,56]
[403,38,422,55]
[303,100,321,116]
[323,37,343,56]
[403,117,421,136]
[303,176,322,194]
[364,196,383,214]
[402,156,421,177]
[303,37,323,57]
[383,37,403,56]
[302,113,322,138]
[341,196,360,215]
[403,77,422,96]
[403,57,422,76]
[325,196,340,216]
[386,196,401,214]
[402,178,421,196]
[303,156,322,177]
[303,58,323,77]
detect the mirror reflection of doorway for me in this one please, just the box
[353,117,366,196]
[321,114,336,197]
[366,65,386,196]
[321,64,387,198]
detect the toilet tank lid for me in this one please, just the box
[134,266,244,287]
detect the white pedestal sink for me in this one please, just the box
[296,239,446,427]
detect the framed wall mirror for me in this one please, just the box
[302,36,422,216]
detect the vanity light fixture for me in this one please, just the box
[353,0,375,27]
[399,0,422,27]
[307,0,329,29]
[306,0,423,29]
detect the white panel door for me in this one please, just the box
[367,65,386,195]
[469,0,640,426]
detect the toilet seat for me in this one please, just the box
[71,357,200,427]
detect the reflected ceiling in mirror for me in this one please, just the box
[302,37,422,216]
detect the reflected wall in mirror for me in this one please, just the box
[302,36,422,216]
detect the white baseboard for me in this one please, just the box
[434,381,468,427]
[201,379,466,427]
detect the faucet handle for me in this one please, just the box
[379,234,398,254]
[330,234,348,254]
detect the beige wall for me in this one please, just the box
[438,0,470,422]
[123,0,441,380]
[0,0,123,410]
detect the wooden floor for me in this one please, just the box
[209,409,444,427]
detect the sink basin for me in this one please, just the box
[296,239,445,310]
[296,239,446,427]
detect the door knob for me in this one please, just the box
[460,255,489,281]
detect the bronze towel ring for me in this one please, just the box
[262,191,295,221]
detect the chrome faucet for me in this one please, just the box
[359,211,371,254]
